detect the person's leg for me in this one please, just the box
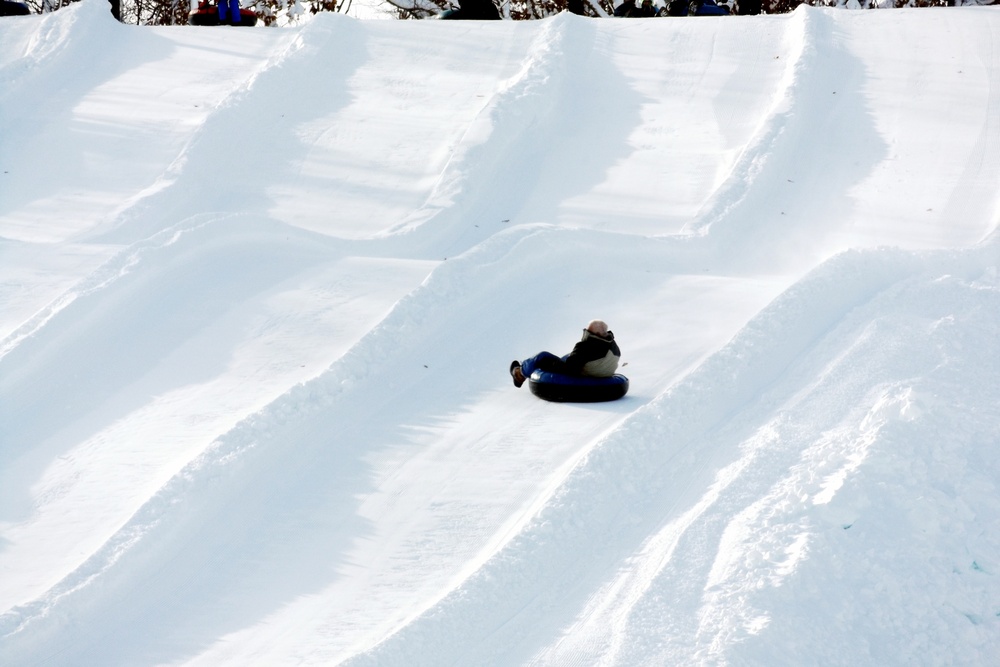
[520,351,564,376]
[228,0,241,24]
[512,351,568,388]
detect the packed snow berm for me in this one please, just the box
[1,1,998,665]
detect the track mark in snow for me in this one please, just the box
[938,16,1000,240]
[378,13,640,260]
[684,8,885,279]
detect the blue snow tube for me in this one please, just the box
[528,371,629,403]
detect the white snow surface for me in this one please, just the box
[2,2,1000,665]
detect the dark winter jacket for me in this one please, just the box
[441,0,501,20]
[636,0,657,16]
[614,0,639,17]
[564,329,621,377]
[1,0,30,15]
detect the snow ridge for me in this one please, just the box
[349,237,1000,666]
[2,4,1000,666]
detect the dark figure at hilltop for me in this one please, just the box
[440,0,501,19]
[661,0,729,14]
[614,0,639,16]
[0,0,30,15]
[636,0,657,15]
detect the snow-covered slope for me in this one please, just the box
[1,2,998,665]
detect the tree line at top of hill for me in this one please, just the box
[12,0,998,31]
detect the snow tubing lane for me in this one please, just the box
[528,371,629,403]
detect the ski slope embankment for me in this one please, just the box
[1,2,999,665]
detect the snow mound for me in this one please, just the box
[1,2,999,665]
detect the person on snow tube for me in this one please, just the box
[510,320,621,388]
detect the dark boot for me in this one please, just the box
[510,361,526,388]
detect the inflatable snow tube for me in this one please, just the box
[189,6,258,26]
[528,371,629,403]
